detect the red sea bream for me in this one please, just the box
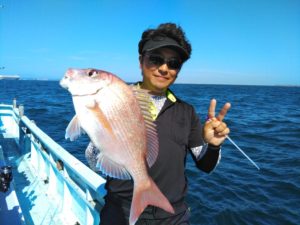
[60,68,174,225]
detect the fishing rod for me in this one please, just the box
[226,135,260,170]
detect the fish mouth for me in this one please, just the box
[72,88,102,97]
[59,77,69,90]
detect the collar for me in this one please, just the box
[135,82,177,103]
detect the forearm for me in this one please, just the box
[191,144,221,173]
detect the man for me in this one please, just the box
[97,22,230,225]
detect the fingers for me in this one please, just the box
[207,99,216,119]
[204,99,231,145]
[218,127,230,136]
[217,102,231,121]
[207,99,231,122]
[214,120,230,136]
[203,118,230,144]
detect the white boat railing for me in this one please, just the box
[0,101,107,225]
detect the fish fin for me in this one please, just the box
[65,115,84,141]
[131,86,159,168]
[144,120,159,168]
[129,178,175,225]
[96,152,131,179]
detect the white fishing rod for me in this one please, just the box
[226,135,260,170]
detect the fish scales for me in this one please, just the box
[97,86,134,141]
[103,84,147,166]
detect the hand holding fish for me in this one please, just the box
[203,99,231,146]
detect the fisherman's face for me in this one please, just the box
[140,48,182,94]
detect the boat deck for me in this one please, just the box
[0,187,24,225]
[0,121,25,224]
[0,138,67,224]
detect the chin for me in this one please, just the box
[152,85,168,93]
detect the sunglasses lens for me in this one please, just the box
[167,58,181,70]
[146,54,182,70]
[148,55,164,66]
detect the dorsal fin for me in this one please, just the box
[131,85,159,168]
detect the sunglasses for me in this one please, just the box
[145,54,182,70]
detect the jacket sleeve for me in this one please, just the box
[188,106,221,173]
[193,144,221,173]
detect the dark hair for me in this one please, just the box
[138,23,192,62]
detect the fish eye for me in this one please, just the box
[88,69,98,77]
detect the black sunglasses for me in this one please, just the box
[145,54,182,70]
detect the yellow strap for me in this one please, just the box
[166,90,176,103]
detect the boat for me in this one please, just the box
[0,99,107,225]
[0,75,20,80]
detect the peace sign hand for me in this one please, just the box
[203,99,231,146]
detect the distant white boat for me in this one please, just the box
[0,75,20,80]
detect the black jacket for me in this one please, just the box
[103,90,221,219]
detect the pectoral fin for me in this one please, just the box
[65,115,84,141]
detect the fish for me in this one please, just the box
[60,68,174,225]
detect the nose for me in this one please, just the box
[158,63,168,75]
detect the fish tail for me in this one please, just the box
[129,178,175,225]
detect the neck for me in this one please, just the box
[139,83,166,96]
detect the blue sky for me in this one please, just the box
[0,0,299,85]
